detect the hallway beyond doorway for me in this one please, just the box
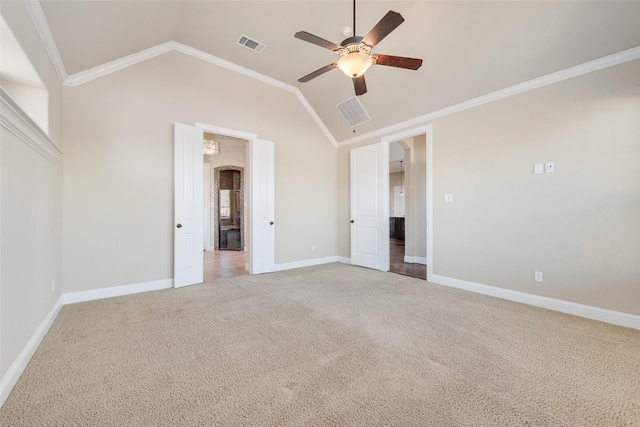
[389,238,426,280]
[204,250,248,282]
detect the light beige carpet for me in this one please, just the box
[1,263,639,426]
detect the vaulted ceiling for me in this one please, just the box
[38,0,640,143]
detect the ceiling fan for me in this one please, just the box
[294,0,423,96]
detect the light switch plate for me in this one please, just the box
[545,162,554,173]
[444,194,453,203]
[534,164,543,174]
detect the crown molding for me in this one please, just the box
[25,0,639,151]
[0,87,63,159]
[60,41,338,147]
[64,42,176,87]
[24,1,338,147]
[23,0,68,82]
[337,45,640,148]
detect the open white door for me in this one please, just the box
[174,123,204,287]
[350,143,389,271]
[250,139,275,274]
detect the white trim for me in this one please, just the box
[0,295,64,407]
[338,45,640,148]
[431,274,640,330]
[23,0,68,82]
[292,90,337,147]
[338,256,351,264]
[195,123,257,142]
[0,88,63,160]
[271,256,341,272]
[65,42,175,87]
[404,256,427,265]
[63,279,173,305]
[174,43,292,93]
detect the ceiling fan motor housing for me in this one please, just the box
[339,36,364,47]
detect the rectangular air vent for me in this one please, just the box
[336,96,371,128]
[237,35,267,53]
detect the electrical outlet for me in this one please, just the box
[534,164,543,174]
[51,279,55,292]
[534,271,543,282]
[311,245,316,252]
[545,162,554,173]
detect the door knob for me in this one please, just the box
[270,221,274,225]
[176,224,182,228]
[350,220,354,223]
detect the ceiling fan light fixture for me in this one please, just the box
[337,52,373,78]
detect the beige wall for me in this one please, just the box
[0,2,64,379]
[389,172,402,216]
[61,51,338,292]
[409,134,427,260]
[339,59,640,316]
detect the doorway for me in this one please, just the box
[174,123,275,288]
[382,125,433,282]
[388,141,425,279]
[203,133,249,281]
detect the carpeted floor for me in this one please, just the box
[1,263,639,426]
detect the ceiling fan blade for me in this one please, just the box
[363,11,405,47]
[374,54,423,70]
[298,63,337,83]
[294,31,341,51]
[353,75,367,96]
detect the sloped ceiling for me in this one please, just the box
[38,0,640,143]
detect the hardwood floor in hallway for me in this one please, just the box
[204,250,248,282]
[390,238,427,280]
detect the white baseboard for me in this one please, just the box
[0,294,64,407]
[337,256,351,264]
[271,256,340,272]
[404,256,427,265]
[431,274,640,330]
[63,278,174,305]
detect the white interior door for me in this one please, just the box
[250,139,275,274]
[174,123,204,287]
[350,143,389,271]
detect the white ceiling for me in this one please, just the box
[38,0,640,143]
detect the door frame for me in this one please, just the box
[381,124,433,282]
[195,122,271,275]
[204,162,213,251]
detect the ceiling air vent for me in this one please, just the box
[237,35,267,53]
[336,96,371,128]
